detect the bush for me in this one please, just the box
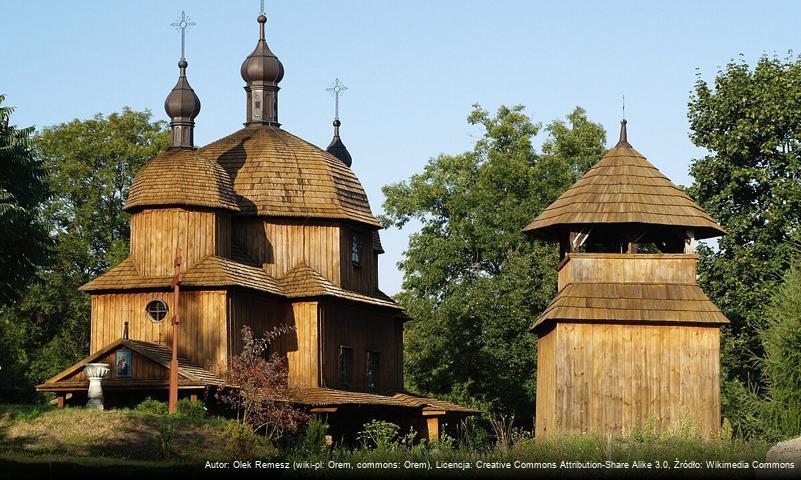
[358,420,400,449]
[295,416,329,455]
[135,397,168,415]
[224,421,261,459]
[177,398,207,419]
[156,419,175,459]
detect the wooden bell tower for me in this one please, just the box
[524,120,729,440]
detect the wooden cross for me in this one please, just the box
[171,11,196,60]
[326,78,348,120]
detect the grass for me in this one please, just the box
[0,404,779,479]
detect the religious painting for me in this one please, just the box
[115,350,132,378]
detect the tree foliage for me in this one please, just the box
[381,105,606,416]
[0,108,169,402]
[758,241,801,440]
[0,94,49,304]
[687,54,801,434]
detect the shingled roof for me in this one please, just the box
[531,282,729,331]
[280,263,400,310]
[199,127,380,227]
[124,148,239,212]
[80,256,400,311]
[283,387,478,414]
[524,121,725,240]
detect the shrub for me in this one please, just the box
[177,398,207,419]
[156,419,175,459]
[217,325,308,441]
[135,397,168,415]
[295,416,329,455]
[358,419,400,449]
[224,421,261,459]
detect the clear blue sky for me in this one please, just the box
[3,1,798,294]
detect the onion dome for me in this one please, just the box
[326,119,352,167]
[524,120,726,241]
[124,148,239,212]
[241,14,283,126]
[164,60,201,148]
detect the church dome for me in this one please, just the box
[240,15,284,85]
[165,60,201,120]
[199,127,379,227]
[124,149,239,212]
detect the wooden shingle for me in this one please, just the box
[200,127,380,227]
[524,144,726,240]
[532,282,729,331]
[124,149,239,212]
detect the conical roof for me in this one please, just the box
[524,121,725,240]
[124,149,239,212]
[199,127,379,227]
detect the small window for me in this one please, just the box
[338,346,353,389]
[366,351,379,392]
[351,233,363,267]
[145,300,169,323]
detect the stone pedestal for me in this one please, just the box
[83,363,110,410]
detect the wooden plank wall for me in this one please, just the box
[535,328,556,439]
[63,348,168,382]
[227,292,319,387]
[558,253,697,290]
[233,219,341,286]
[545,323,720,440]
[339,224,378,295]
[319,302,402,392]
[90,291,228,374]
[130,208,231,276]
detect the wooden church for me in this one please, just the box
[37,10,474,439]
[525,121,729,440]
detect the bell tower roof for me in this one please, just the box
[523,120,726,241]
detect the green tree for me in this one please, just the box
[381,105,606,416]
[0,95,49,304]
[0,108,169,394]
[687,54,801,435]
[758,242,801,440]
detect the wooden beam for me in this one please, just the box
[426,417,440,442]
[422,410,447,416]
[310,407,338,413]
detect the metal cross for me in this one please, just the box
[326,78,348,120]
[260,0,265,15]
[171,11,196,60]
[622,94,626,120]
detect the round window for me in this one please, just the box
[145,300,169,323]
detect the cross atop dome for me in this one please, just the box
[165,11,200,149]
[241,2,284,127]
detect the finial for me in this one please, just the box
[165,12,201,148]
[616,119,630,147]
[622,94,626,120]
[260,0,266,15]
[326,78,348,121]
[326,79,353,167]
[171,11,196,61]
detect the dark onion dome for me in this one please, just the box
[165,60,201,119]
[326,119,352,167]
[523,120,726,241]
[199,127,379,227]
[124,148,239,212]
[240,15,284,85]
